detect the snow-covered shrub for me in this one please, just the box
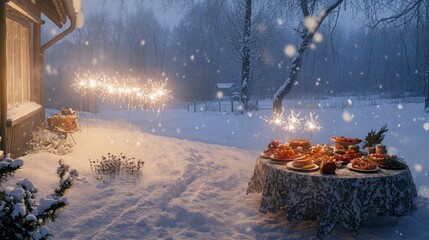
[0,156,78,239]
[0,154,24,182]
[27,126,74,156]
[89,153,144,181]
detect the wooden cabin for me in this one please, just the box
[0,0,82,158]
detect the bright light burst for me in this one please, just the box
[260,111,286,131]
[72,70,172,111]
[304,112,322,135]
[261,110,322,137]
[284,110,302,133]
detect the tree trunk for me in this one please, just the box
[273,32,313,113]
[425,1,429,110]
[240,0,252,111]
[272,0,344,113]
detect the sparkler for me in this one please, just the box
[260,111,286,132]
[284,110,302,134]
[261,110,322,140]
[304,112,322,136]
[72,70,172,112]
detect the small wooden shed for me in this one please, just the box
[0,0,82,157]
[216,83,240,101]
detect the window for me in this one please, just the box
[6,17,31,110]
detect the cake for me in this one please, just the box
[288,139,311,149]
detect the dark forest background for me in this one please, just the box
[42,1,428,110]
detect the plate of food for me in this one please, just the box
[270,157,293,164]
[287,161,319,171]
[260,140,282,158]
[270,145,295,160]
[347,158,379,172]
[331,136,362,148]
[286,156,319,171]
[260,151,273,158]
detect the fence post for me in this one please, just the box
[231,100,234,112]
[256,99,259,111]
[193,99,197,112]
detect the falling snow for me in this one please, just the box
[423,122,429,131]
[12,0,429,238]
[313,32,323,43]
[284,45,297,57]
[303,16,317,32]
[13,100,426,239]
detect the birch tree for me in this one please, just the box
[273,0,344,113]
[240,0,252,110]
[164,0,282,109]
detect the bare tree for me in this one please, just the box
[165,0,283,109]
[240,0,252,110]
[273,0,344,113]
[418,0,429,110]
[362,0,428,109]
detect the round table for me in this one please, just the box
[246,157,417,239]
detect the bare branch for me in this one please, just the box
[300,0,310,17]
[372,0,423,28]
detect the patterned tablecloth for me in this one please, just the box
[246,157,417,239]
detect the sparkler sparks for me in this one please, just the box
[261,109,322,138]
[72,70,172,111]
[304,112,322,135]
[260,111,286,131]
[284,110,302,133]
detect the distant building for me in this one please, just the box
[216,83,240,101]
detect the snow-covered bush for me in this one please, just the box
[0,154,23,181]
[27,126,74,156]
[89,153,144,181]
[0,156,78,239]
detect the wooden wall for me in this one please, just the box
[6,109,43,158]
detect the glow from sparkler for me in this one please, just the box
[304,112,322,134]
[260,111,286,131]
[284,110,302,133]
[72,70,172,111]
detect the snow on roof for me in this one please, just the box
[216,83,237,89]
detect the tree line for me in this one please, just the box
[43,0,429,111]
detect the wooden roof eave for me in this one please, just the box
[35,0,68,28]
[41,0,77,52]
[6,0,44,24]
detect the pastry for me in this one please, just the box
[292,156,315,168]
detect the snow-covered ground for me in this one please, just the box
[8,100,429,239]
